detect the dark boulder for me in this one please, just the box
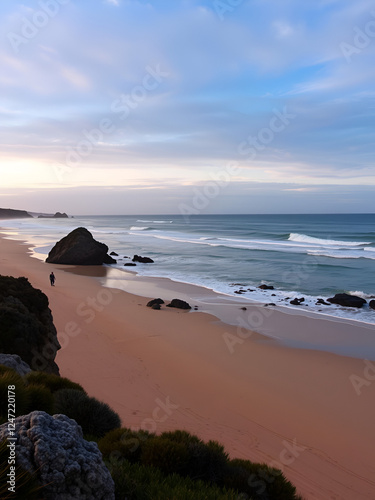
[151,303,161,310]
[147,298,165,308]
[258,284,274,290]
[132,255,154,263]
[110,251,119,256]
[124,263,137,266]
[369,300,375,310]
[46,227,116,265]
[316,298,331,306]
[166,299,192,310]
[327,293,366,308]
[290,297,305,306]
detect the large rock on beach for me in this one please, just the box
[147,298,165,308]
[46,227,116,265]
[327,293,366,308]
[166,298,192,310]
[369,300,375,310]
[0,275,60,374]
[132,254,154,263]
[0,353,31,376]
[0,411,115,500]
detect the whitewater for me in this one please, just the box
[1,213,375,324]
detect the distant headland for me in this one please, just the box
[0,208,69,219]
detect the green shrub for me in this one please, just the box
[159,430,229,482]
[0,370,29,423]
[99,427,153,463]
[141,437,189,476]
[0,439,46,500]
[53,389,121,437]
[25,371,86,394]
[26,385,54,415]
[106,458,242,500]
[226,458,300,500]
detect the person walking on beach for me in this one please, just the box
[49,272,55,286]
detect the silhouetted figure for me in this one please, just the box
[49,272,55,286]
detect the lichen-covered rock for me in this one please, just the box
[0,411,115,500]
[46,227,116,265]
[0,354,31,376]
[0,276,60,375]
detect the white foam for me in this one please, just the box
[289,232,370,247]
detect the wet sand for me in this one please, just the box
[1,233,375,499]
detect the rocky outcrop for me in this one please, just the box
[0,354,31,376]
[132,255,154,263]
[38,212,69,219]
[0,208,32,219]
[316,298,331,306]
[0,411,115,500]
[147,298,165,308]
[290,297,305,306]
[369,300,375,310]
[46,227,116,265]
[0,276,60,374]
[327,293,366,308]
[258,284,274,290]
[166,299,191,310]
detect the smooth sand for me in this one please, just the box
[1,234,375,499]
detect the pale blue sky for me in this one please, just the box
[0,0,374,214]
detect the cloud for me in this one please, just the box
[0,0,374,214]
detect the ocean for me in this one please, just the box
[1,213,375,325]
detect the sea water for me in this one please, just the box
[1,213,375,325]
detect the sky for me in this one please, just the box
[0,0,374,215]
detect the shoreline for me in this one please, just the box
[1,215,375,328]
[1,233,375,499]
[63,260,375,362]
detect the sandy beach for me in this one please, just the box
[1,233,375,499]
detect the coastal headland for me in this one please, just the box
[0,233,374,499]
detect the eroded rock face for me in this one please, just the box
[0,354,31,376]
[0,276,60,375]
[327,293,366,308]
[46,227,116,265]
[0,411,115,500]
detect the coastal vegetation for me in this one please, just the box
[0,273,302,499]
